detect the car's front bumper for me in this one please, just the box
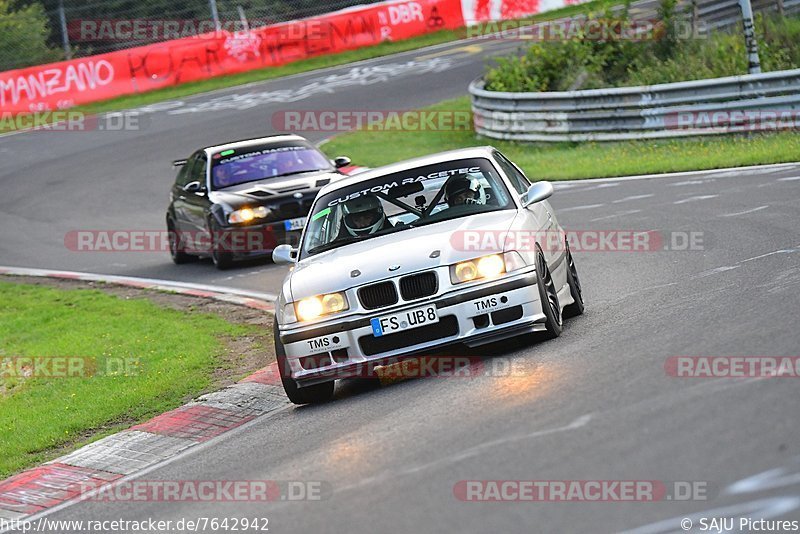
[278,269,547,386]
[217,220,304,259]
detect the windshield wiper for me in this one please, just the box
[307,236,364,255]
[270,169,329,180]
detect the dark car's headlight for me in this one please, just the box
[294,292,349,322]
[450,252,527,284]
[228,206,269,224]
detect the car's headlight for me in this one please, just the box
[450,252,527,284]
[228,206,269,224]
[294,292,349,322]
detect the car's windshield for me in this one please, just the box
[300,158,513,258]
[210,142,333,189]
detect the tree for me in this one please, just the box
[0,0,61,71]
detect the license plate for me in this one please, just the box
[370,305,439,337]
[284,217,306,232]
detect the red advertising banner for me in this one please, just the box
[0,0,464,115]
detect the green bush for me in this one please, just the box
[0,0,62,71]
[484,5,800,91]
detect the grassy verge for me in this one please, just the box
[0,280,265,479]
[2,0,614,130]
[322,96,800,180]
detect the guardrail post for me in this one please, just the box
[739,0,762,74]
[57,0,72,61]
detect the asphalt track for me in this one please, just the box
[2,23,800,534]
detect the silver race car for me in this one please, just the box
[272,147,584,404]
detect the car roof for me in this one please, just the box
[202,134,311,155]
[318,146,499,195]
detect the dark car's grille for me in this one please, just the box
[358,281,398,310]
[399,272,438,301]
[359,315,459,356]
[273,199,314,219]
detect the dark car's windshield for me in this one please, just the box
[210,142,333,189]
[300,158,513,258]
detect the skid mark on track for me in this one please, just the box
[333,414,593,494]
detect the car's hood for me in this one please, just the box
[209,171,343,221]
[210,171,343,210]
[288,210,519,300]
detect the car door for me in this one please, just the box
[171,154,198,233]
[494,152,565,280]
[182,153,212,238]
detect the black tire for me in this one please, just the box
[209,219,234,270]
[274,318,335,405]
[535,246,563,339]
[563,240,585,318]
[167,219,194,264]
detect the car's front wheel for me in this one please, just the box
[209,219,234,270]
[535,246,563,339]
[167,219,194,264]
[563,240,585,318]
[274,318,335,405]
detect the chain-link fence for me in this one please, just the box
[1,0,386,71]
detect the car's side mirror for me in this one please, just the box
[521,181,554,207]
[333,156,351,169]
[273,244,298,264]
[183,181,205,194]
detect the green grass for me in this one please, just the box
[1,0,615,130]
[0,281,259,478]
[323,96,800,179]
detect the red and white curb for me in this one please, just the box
[0,267,284,522]
[0,266,277,313]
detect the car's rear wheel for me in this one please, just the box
[535,247,563,339]
[563,240,585,318]
[274,318,335,405]
[209,219,234,270]
[167,219,194,264]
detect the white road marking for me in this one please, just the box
[673,194,718,204]
[720,205,769,217]
[558,203,605,212]
[589,209,642,222]
[612,194,654,204]
[778,176,800,181]
[668,179,714,186]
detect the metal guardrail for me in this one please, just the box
[696,0,800,30]
[469,69,800,141]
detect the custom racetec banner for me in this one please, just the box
[0,0,576,115]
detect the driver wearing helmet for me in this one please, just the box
[444,175,486,207]
[339,195,391,238]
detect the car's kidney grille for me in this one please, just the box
[400,272,438,301]
[358,281,398,310]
